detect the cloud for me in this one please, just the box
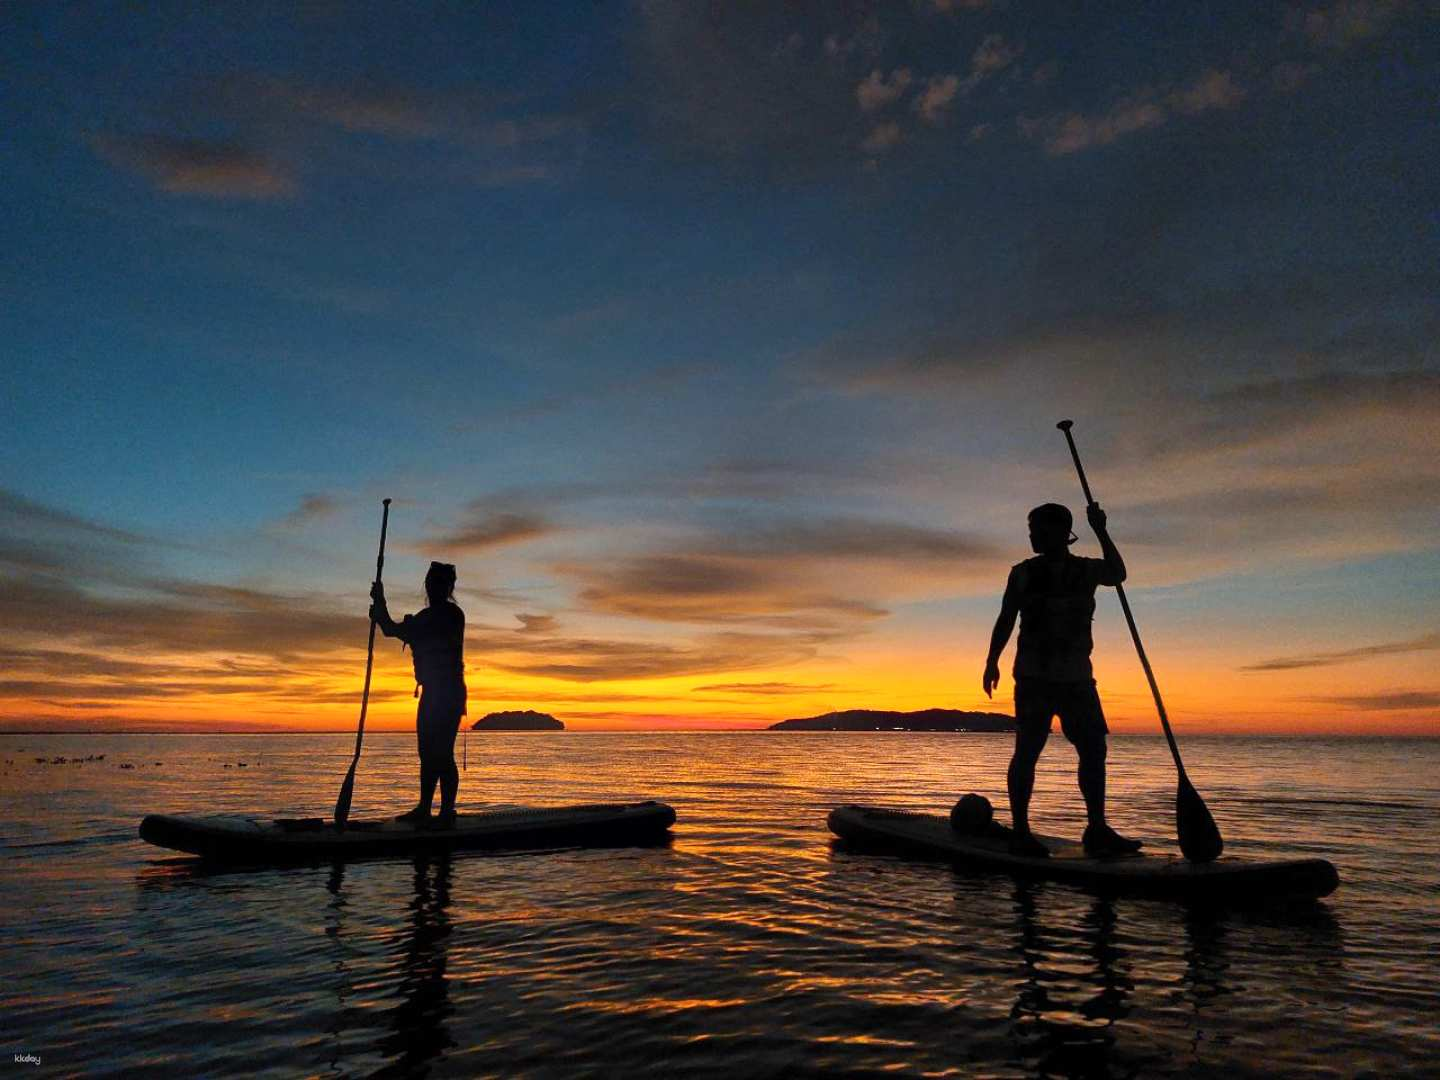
[635,2,892,172]
[1021,68,1246,155]
[856,69,913,112]
[235,77,442,139]
[424,510,554,552]
[740,518,993,561]
[1303,690,1440,710]
[90,135,294,199]
[1292,0,1411,49]
[1272,61,1320,93]
[514,613,557,634]
[1243,631,1440,671]
[914,75,961,124]
[691,681,845,694]
[554,515,993,628]
[0,489,143,543]
[562,553,885,627]
[279,494,339,528]
[1021,95,1168,155]
[1171,69,1247,114]
[861,121,903,154]
[970,34,1021,79]
[480,629,824,682]
[1132,369,1440,462]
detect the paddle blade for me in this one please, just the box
[333,759,358,829]
[1176,774,1223,862]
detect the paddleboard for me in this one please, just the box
[828,805,1338,902]
[141,801,676,862]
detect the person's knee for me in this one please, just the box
[1011,732,1047,768]
[1074,736,1107,768]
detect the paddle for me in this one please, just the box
[334,497,391,830]
[1056,421,1223,862]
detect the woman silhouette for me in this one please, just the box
[370,562,467,827]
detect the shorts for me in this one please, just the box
[416,682,466,766]
[1014,678,1108,745]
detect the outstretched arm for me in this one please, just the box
[1087,503,1127,586]
[983,568,1022,698]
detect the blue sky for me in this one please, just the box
[2,1,1437,731]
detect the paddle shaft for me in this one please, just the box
[1056,425,1188,779]
[334,498,391,827]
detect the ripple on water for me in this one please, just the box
[1,732,1437,1077]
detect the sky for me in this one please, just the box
[2,1,1437,734]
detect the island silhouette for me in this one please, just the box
[470,710,564,731]
[769,708,1014,732]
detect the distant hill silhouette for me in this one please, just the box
[470,710,564,731]
[769,708,1014,732]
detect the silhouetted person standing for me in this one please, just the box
[371,562,467,828]
[983,503,1142,858]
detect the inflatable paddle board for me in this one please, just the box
[141,801,676,862]
[828,804,1338,902]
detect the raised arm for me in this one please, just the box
[983,566,1023,698]
[1086,503,1127,586]
[369,581,405,639]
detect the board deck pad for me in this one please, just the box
[141,801,676,862]
[828,804,1338,902]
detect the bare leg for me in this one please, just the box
[438,754,458,815]
[1008,727,1049,835]
[1077,738,1107,827]
[418,765,438,814]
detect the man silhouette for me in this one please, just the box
[983,502,1143,858]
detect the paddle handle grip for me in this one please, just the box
[1055,422,1186,776]
[1056,420,1096,506]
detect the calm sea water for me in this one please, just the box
[3,732,1437,1078]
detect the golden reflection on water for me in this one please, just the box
[3,733,1435,1076]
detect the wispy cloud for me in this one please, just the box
[233,77,443,139]
[691,681,846,695]
[561,552,887,628]
[1170,68,1247,114]
[969,34,1021,80]
[856,69,913,113]
[479,629,824,682]
[861,121,903,154]
[1244,631,1440,671]
[279,494,340,528]
[1020,68,1246,155]
[0,489,144,544]
[1304,690,1440,710]
[914,75,961,124]
[424,510,555,553]
[90,134,295,199]
[926,0,992,12]
[554,515,993,629]
[1291,0,1412,49]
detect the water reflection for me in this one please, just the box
[323,863,353,1075]
[325,854,456,1076]
[382,854,456,1070]
[1009,882,1138,1076]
